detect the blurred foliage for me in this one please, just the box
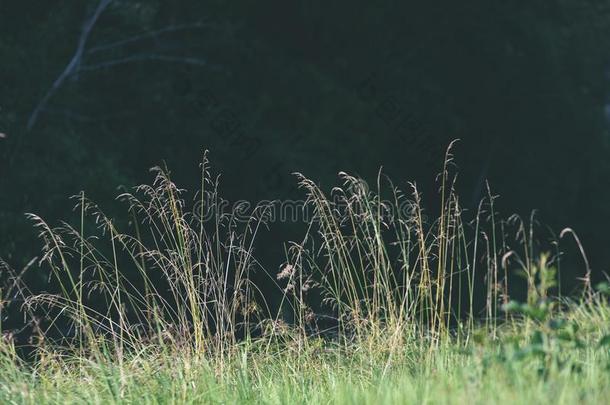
[1,0,610,288]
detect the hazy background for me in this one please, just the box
[1,1,609,294]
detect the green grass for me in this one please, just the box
[1,304,610,404]
[1,144,609,404]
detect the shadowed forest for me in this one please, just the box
[1,2,610,403]
[2,2,610,277]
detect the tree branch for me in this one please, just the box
[27,0,112,131]
[78,53,209,72]
[86,22,212,54]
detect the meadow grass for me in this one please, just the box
[1,143,609,404]
[0,302,609,404]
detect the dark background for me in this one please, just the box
[1,1,609,293]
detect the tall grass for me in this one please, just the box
[0,143,607,403]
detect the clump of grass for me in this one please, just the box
[18,153,275,360]
[0,143,607,404]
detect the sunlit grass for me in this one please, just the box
[0,143,608,404]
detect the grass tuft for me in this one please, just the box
[0,145,608,404]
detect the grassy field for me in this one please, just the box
[0,303,609,404]
[1,146,609,404]
[1,301,609,404]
